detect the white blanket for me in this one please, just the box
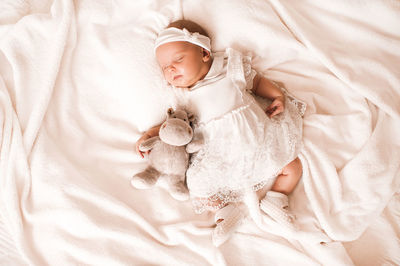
[1,0,399,265]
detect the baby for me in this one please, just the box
[136,20,305,246]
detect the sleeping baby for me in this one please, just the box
[135,20,306,246]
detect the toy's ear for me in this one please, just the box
[188,112,195,122]
[167,108,174,118]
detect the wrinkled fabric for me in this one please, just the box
[0,0,399,265]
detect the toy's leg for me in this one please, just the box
[131,166,161,189]
[167,175,189,201]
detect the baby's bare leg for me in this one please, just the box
[256,157,302,200]
[271,157,302,195]
[258,157,302,230]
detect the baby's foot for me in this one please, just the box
[212,204,244,247]
[259,191,298,231]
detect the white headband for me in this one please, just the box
[154,27,211,52]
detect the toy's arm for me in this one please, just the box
[139,136,160,152]
[186,139,203,153]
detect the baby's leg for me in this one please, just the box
[271,157,302,195]
[256,157,302,200]
[258,157,302,230]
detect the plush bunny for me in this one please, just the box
[131,108,203,201]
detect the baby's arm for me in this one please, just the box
[135,124,162,158]
[251,74,285,117]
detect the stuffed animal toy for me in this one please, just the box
[131,108,203,201]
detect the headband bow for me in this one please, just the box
[154,27,211,52]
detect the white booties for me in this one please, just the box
[260,191,297,231]
[212,203,245,247]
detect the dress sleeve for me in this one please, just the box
[242,55,257,92]
[226,48,256,93]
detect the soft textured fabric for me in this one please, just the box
[177,48,305,213]
[1,0,399,265]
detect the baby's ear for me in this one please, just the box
[202,49,211,62]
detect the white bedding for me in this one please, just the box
[1,0,399,265]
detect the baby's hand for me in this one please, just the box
[135,133,151,159]
[266,96,285,118]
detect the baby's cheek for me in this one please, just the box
[177,64,187,74]
[164,73,173,83]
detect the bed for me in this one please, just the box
[1,0,399,265]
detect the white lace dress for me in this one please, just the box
[172,48,306,214]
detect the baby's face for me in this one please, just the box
[155,41,211,88]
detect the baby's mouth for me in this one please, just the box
[173,75,183,81]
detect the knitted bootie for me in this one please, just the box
[212,204,244,247]
[260,191,298,231]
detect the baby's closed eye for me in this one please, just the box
[175,56,184,62]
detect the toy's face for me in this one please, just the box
[168,109,189,121]
[159,110,193,146]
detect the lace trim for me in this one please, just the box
[243,55,257,92]
[271,80,307,116]
[191,178,275,214]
